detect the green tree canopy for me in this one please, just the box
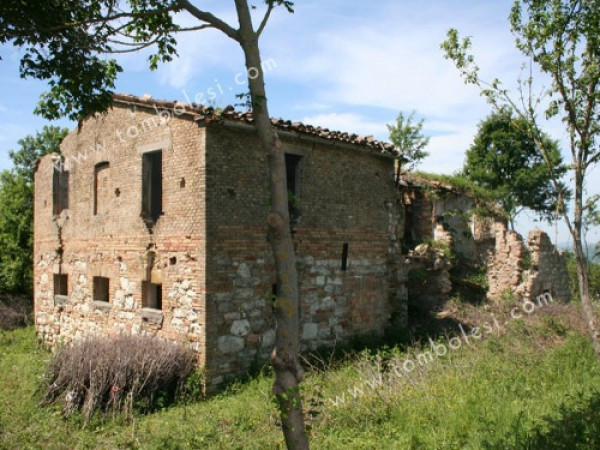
[0,126,68,296]
[387,111,430,171]
[9,126,71,182]
[464,109,567,228]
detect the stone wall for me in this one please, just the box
[486,223,569,302]
[203,124,405,388]
[521,230,570,302]
[401,181,498,266]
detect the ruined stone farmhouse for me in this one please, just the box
[34,94,569,389]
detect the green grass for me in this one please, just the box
[1,306,599,449]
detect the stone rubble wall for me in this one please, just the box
[486,223,570,302]
[521,230,570,302]
[403,185,499,267]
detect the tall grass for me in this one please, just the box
[1,302,599,448]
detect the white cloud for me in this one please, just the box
[117,9,242,90]
[420,127,476,174]
[155,28,240,89]
[266,1,522,119]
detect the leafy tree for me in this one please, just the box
[464,108,566,229]
[583,194,600,260]
[1,1,308,447]
[442,0,600,358]
[387,111,430,171]
[0,126,68,297]
[9,126,70,182]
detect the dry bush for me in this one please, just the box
[41,335,196,421]
[0,296,32,330]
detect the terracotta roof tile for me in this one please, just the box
[111,93,399,157]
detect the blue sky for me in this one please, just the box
[0,0,597,243]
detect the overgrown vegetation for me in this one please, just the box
[1,301,599,448]
[450,262,489,305]
[41,335,196,422]
[567,254,600,302]
[0,295,33,331]
[442,0,600,358]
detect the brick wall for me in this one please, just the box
[34,104,208,365]
[203,124,404,387]
[34,103,408,390]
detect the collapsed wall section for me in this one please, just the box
[486,223,570,302]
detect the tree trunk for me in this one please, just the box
[234,1,310,448]
[571,171,600,358]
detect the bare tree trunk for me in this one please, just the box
[234,1,309,448]
[572,171,600,358]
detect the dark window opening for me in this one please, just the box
[285,153,302,222]
[54,274,68,296]
[94,162,110,215]
[402,204,417,252]
[142,151,163,222]
[341,243,349,271]
[52,166,69,216]
[93,276,110,302]
[142,281,162,310]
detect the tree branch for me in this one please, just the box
[172,24,214,33]
[257,2,275,37]
[3,4,181,37]
[176,0,240,41]
[103,38,161,53]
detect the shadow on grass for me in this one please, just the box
[485,390,600,449]
[449,261,488,306]
[298,308,472,374]
[219,307,474,394]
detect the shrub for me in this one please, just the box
[566,254,600,302]
[0,295,32,330]
[41,335,196,422]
